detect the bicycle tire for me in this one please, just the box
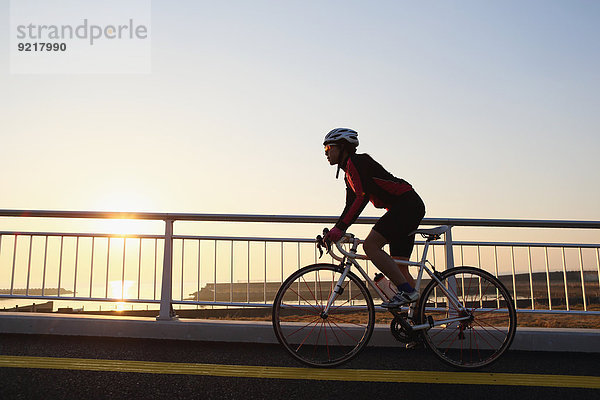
[417,266,517,369]
[272,263,375,367]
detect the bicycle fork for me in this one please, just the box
[322,238,360,317]
[321,261,351,317]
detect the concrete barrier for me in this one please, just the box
[0,312,598,353]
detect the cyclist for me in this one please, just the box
[323,128,426,307]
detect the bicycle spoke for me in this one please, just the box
[471,323,504,348]
[329,288,365,312]
[473,319,510,341]
[471,278,491,308]
[480,279,493,301]
[429,322,459,340]
[473,312,510,323]
[328,318,362,344]
[435,325,462,348]
[321,320,331,362]
[327,313,369,329]
[316,269,324,309]
[470,327,481,364]
[326,319,343,346]
[443,282,464,314]
[441,328,463,356]
[294,317,321,352]
[472,306,508,318]
[465,274,474,307]
[285,315,322,339]
[311,320,325,359]
[419,267,516,368]
[300,274,321,310]
[279,301,321,317]
[273,264,374,367]
[284,287,322,315]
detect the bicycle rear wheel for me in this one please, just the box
[272,263,375,367]
[418,266,516,369]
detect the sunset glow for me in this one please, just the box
[108,280,136,312]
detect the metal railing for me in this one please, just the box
[0,210,599,320]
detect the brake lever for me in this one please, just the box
[316,235,324,258]
[316,228,332,259]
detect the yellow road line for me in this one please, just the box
[0,355,599,389]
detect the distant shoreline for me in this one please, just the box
[0,288,73,295]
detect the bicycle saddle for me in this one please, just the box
[411,225,449,240]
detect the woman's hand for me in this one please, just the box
[325,227,344,243]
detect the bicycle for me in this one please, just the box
[271,226,517,369]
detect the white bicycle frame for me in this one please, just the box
[323,233,471,332]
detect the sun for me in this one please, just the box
[101,218,146,235]
[91,191,156,235]
[109,280,136,299]
[109,280,136,311]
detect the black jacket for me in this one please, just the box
[335,153,413,231]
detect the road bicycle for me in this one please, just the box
[272,226,516,368]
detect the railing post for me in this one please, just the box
[157,219,177,321]
[444,225,457,300]
[445,225,455,270]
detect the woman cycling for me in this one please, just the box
[323,128,426,307]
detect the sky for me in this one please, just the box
[1,0,600,308]
[1,0,599,237]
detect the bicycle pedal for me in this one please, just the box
[405,341,421,350]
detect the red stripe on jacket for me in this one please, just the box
[340,158,368,227]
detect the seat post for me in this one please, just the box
[420,239,431,265]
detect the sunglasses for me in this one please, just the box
[324,144,337,152]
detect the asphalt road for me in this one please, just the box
[1,333,598,400]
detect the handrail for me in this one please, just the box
[2,230,599,249]
[1,209,600,229]
[1,210,599,321]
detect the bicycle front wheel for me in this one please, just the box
[272,263,375,367]
[418,266,516,369]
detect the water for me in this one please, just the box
[0,298,158,312]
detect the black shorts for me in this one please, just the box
[372,190,426,258]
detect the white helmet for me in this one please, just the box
[323,128,359,146]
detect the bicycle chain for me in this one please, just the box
[390,313,420,344]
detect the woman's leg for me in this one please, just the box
[367,192,424,289]
[395,257,415,287]
[363,229,413,287]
